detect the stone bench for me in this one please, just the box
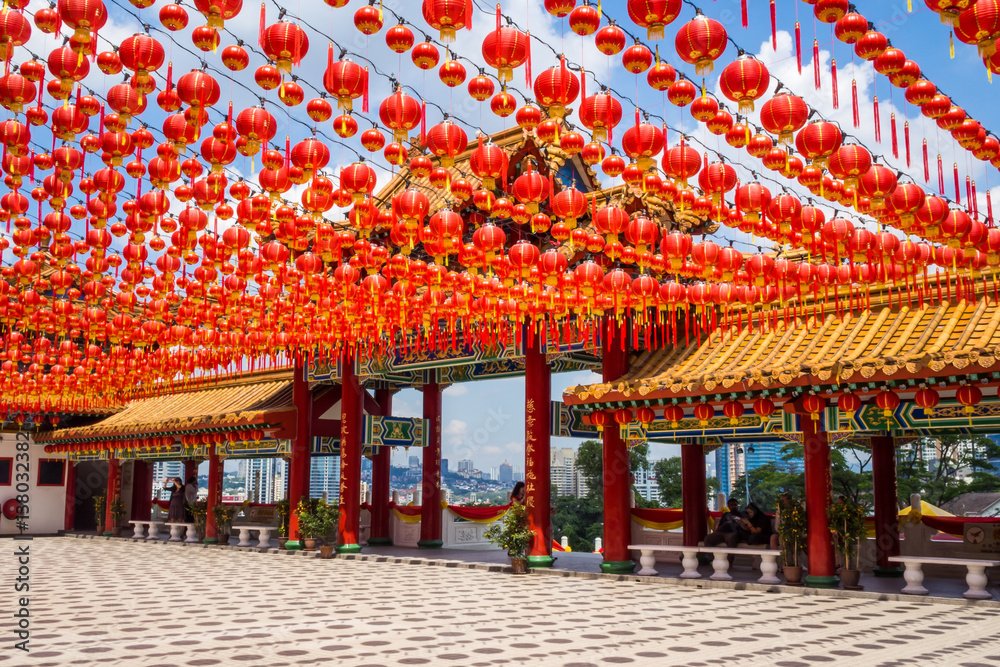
[888,556,1000,599]
[628,545,702,578]
[128,520,166,540]
[629,544,781,584]
[235,525,278,548]
[164,522,200,543]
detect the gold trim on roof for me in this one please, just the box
[53,371,295,438]
[565,297,1000,402]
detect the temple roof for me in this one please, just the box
[42,369,295,440]
[564,297,1000,405]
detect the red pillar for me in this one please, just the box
[802,415,838,587]
[525,329,553,567]
[681,443,708,547]
[871,435,902,576]
[204,449,222,543]
[601,319,633,573]
[337,350,363,553]
[419,381,443,548]
[104,457,120,535]
[286,361,312,550]
[129,461,151,521]
[368,388,394,546]
[64,462,76,531]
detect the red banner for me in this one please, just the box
[448,504,511,522]
[922,515,1000,536]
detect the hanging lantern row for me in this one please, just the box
[40,427,268,454]
[588,383,991,433]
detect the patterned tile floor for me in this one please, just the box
[14,537,1000,667]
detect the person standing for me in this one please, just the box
[184,475,198,522]
[509,481,525,505]
[165,477,185,522]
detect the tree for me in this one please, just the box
[550,494,603,553]
[653,457,682,507]
[897,435,1000,506]
[576,438,651,500]
[729,461,803,513]
[706,476,722,504]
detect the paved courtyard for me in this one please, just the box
[12,538,1000,666]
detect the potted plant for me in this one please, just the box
[108,497,126,537]
[212,505,238,544]
[483,503,533,573]
[829,498,867,590]
[189,500,209,541]
[276,498,290,549]
[776,495,807,585]
[294,498,338,551]
[94,494,106,535]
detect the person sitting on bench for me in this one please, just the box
[705,499,744,548]
[738,502,773,546]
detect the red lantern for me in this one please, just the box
[719,55,770,113]
[837,392,862,420]
[568,4,600,35]
[801,395,826,421]
[193,0,242,29]
[467,74,495,101]
[578,92,623,143]
[956,385,984,415]
[422,0,471,42]
[482,27,528,82]
[261,21,309,73]
[221,44,249,71]
[663,405,685,428]
[759,92,808,145]
[827,144,872,188]
[674,11,727,75]
[955,0,1000,57]
[354,5,383,34]
[595,24,627,55]
[378,86,422,142]
[324,58,368,111]
[752,397,776,422]
[722,400,745,426]
[385,23,415,53]
[875,390,900,418]
[470,140,508,190]
[590,409,610,432]
[914,388,940,417]
[533,57,579,118]
[627,0,683,40]
[426,120,468,168]
[622,43,653,73]
[692,402,714,426]
[795,121,843,169]
[411,42,440,70]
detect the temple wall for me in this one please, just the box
[0,433,68,536]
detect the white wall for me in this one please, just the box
[0,433,68,536]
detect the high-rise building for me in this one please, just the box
[152,461,184,499]
[633,464,659,503]
[499,460,513,484]
[408,455,421,468]
[715,442,802,498]
[550,447,589,498]
[441,458,449,474]
[457,459,474,472]
[310,456,342,502]
[489,466,499,481]
[245,458,287,503]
